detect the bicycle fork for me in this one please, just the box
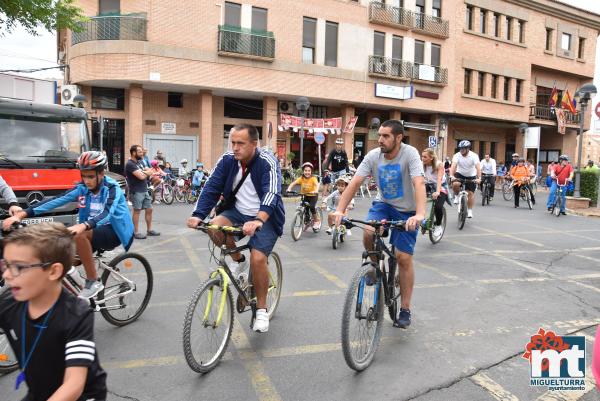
[203,268,232,328]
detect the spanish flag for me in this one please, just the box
[549,85,558,107]
[561,90,577,114]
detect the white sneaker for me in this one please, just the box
[326,226,333,235]
[229,257,249,277]
[313,221,321,230]
[433,225,443,237]
[467,209,473,218]
[453,197,459,205]
[346,229,352,237]
[127,200,133,206]
[253,309,269,333]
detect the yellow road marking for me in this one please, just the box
[231,324,282,401]
[278,243,347,289]
[262,342,341,358]
[132,235,181,252]
[147,300,188,308]
[283,290,341,297]
[180,236,207,281]
[152,268,192,275]
[568,280,600,294]
[471,372,520,401]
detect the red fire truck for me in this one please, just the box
[0,97,125,225]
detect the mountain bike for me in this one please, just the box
[62,249,154,326]
[453,178,476,230]
[182,224,283,373]
[480,173,494,206]
[288,192,323,241]
[421,187,446,244]
[549,183,567,217]
[341,218,405,371]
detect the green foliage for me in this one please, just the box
[0,0,87,35]
[286,152,295,162]
[580,169,600,205]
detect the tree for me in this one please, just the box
[0,0,86,36]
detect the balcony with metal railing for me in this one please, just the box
[71,14,147,45]
[529,104,580,125]
[217,25,275,61]
[411,12,449,39]
[369,56,447,85]
[368,2,449,38]
[368,2,412,30]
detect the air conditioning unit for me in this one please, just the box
[60,85,80,105]
[278,101,294,114]
[373,60,386,74]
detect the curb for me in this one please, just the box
[566,209,600,218]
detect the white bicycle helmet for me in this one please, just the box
[335,138,344,145]
[180,158,188,164]
[302,162,314,169]
[458,140,471,149]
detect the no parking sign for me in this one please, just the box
[314,132,326,145]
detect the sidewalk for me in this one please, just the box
[568,206,600,218]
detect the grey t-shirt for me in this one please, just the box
[356,145,424,212]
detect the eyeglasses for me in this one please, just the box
[0,259,52,277]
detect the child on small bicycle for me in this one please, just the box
[323,176,354,235]
[0,223,107,401]
[192,162,206,191]
[508,158,535,208]
[149,159,167,189]
[286,162,321,230]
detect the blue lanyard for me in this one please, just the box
[15,301,56,390]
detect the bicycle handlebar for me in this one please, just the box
[346,218,406,230]
[195,223,260,235]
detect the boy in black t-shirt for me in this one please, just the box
[0,223,107,401]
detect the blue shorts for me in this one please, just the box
[218,208,279,256]
[91,224,122,252]
[366,201,417,255]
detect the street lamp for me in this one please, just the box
[574,83,597,198]
[295,96,310,167]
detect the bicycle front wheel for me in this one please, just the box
[174,186,185,203]
[162,184,175,204]
[183,276,234,373]
[457,196,467,230]
[554,196,562,217]
[502,183,513,201]
[332,226,339,249]
[291,212,303,241]
[341,264,384,371]
[99,252,153,326]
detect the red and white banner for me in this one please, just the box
[556,108,566,135]
[343,116,358,134]
[278,114,346,135]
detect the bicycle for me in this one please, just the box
[340,218,405,371]
[480,174,494,206]
[502,178,515,201]
[421,186,446,244]
[182,224,283,373]
[288,192,323,241]
[62,248,154,326]
[174,177,192,203]
[452,178,476,230]
[150,180,175,205]
[549,182,567,217]
[516,180,534,210]
[0,285,18,373]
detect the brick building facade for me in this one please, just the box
[59,0,600,174]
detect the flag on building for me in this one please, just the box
[549,85,558,107]
[561,90,577,114]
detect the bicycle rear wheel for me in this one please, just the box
[291,212,303,241]
[99,252,153,326]
[429,207,446,244]
[266,252,283,319]
[554,196,562,217]
[332,226,339,249]
[341,264,384,371]
[162,184,175,204]
[182,276,234,373]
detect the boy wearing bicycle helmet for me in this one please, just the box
[2,151,134,299]
[0,223,107,401]
[323,176,354,235]
[286,162,321,230]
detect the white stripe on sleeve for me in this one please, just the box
[66,340,95,348]
[65,353,95,361]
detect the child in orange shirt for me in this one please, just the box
[286,162,321,230]
[509,158,535,208]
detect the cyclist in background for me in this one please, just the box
[2,151,134,299]
[546,155,573,215]
[421,148,447,238]
[179,159,189,178]
[449,140,481,219]
[480,154,497,199]
[192,162,206,189]
[508,158,535,208]
[286,162,321,230]
[323,138,350,181]
[323,176,354,235]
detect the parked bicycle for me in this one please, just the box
[340,218,405,371]
[288,191,323,241]
[150,180,175,205]
[182,224,282,373]
[453,177,476,230]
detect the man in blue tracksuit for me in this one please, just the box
[187,123,284,333]
[3,151,134,298]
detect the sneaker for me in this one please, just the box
[134,232,147,239]
[127,200,133,206]
[453,197,459,205]
[346,229,352,237]
[547,207,552,211]
[313,221,321,230]
[229,256,249,277]
[153,200,161,205]
[79,280,104,299]
[253,309,269,333]
[433,225,443,237]
[326,226,333,235]
[147,230,161,236]
[393,308,411,329]
[467,209,473,218]
[560,211,567,215]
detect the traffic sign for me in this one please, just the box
[428,136,437,147]
[314,132,326,145]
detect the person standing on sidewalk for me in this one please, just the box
[126,145,160,239]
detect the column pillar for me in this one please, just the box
[341,104,355,158]
[515,128,525,159]
[263,96,278,153]
[126,84,143,152]
[390,109,402,121]
[199,90,213,168]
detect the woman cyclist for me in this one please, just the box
[421,148,447,237]
[286,162,321,230]
[508,158,535,208]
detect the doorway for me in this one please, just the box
[92,118,125,174]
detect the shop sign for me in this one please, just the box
[374,84,412,100]
[161,122,176,134]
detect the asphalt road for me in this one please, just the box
[1,190,599,401]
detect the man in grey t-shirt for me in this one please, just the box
[334,119,425,329]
